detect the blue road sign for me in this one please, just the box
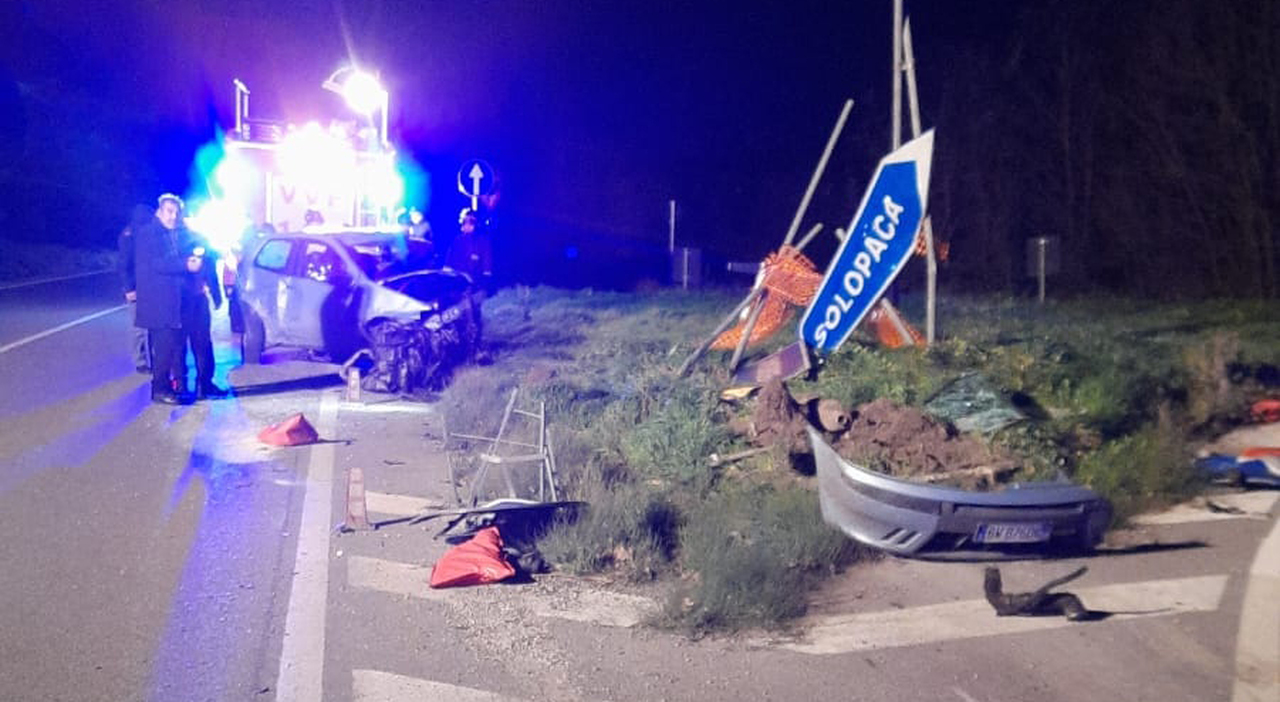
[799,130,934,353]
[457,159,495,198]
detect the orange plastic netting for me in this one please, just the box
[712,246,821,350]
[912,231,950,261]
[867,305,925,348]
[711,243,928,351]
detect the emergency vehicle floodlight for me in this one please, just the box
[323,67,389,149]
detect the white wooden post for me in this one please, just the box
[1037,237,1048,303]
[668,199,676,253]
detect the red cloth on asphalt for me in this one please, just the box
[257,413,320,446]
[1251,399,1280,424]
[429,526,515,588]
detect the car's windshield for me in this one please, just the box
[340,235,426,279]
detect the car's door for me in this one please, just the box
[244,238,295,343]
[282,238,353,350]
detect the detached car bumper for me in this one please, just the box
[809,427,1112,556]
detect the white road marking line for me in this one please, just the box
[366,490,446,517]
[0,304,126,354]
[952,687,983,702]
[347,555,449,603]
[0,268,114,291]
[526,589,658,628]
[353,669,526,702]
[1132,492,1279,525]
[1233,513,1280,702]
[275,393,340,702]
[347,554,656,627]
[778,574,1228,655]
[339,400,439,414]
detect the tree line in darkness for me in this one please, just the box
[929,0,1277,298]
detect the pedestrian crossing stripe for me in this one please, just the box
[353,669,525,702]
[771,574,1228,655]
[345,555,657,627]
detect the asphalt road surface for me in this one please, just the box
[0,271,1276,702]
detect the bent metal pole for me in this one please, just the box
[782,99,854,247]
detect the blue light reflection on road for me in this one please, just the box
[0,381,152,495]
[148,395,301,702]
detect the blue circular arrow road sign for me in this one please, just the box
[457,159,495,198]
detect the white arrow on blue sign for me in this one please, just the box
[457,159,495,198]
[799,130,934,353]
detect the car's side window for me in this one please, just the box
[301,241,344,283]
[254,239,292,272]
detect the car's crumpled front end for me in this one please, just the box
[357,270,481,394]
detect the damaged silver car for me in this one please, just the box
[809,426,1112,557]
[237,229,481,392]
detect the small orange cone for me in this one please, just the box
[258,413,320,446]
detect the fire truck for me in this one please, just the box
[186,71,406,257]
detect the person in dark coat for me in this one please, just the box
[118,204,154,373]
[135,194,201,404]
[177,224,228,399]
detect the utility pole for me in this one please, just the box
[903,16,937,344]
[891,0,904,149]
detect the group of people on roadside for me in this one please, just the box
[118,194,228,405]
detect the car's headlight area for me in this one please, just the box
[420,310,443,331]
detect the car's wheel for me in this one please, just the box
[241,303,265,364]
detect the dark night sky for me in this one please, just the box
[2,0,1021,284]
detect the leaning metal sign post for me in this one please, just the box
[799,129,934,353]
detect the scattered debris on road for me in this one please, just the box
[430,526,516,588]
[983,566,1098,621]
[1196,452,1280,488]
[1250,398,1280,423]
[257,413,319,446]
[733,379,1112,556]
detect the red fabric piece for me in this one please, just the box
[1239,447,1280,459]
[429,526,516,589]
[1250,399,1280,424]
[258,413,320,446]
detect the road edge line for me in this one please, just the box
[1233,509,1280,702]
[0,304,126,355]
[275,392,340,701]
[0,268,114,291]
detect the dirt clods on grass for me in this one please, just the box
[746,381,1020,490]
[750,379,812,457]
[834,398,1020,490]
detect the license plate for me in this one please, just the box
[974,522,1052,544]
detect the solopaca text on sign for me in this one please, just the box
[800,159,924,351]
[811,193,906,347]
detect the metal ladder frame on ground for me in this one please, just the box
[444,387,559,508]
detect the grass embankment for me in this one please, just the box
[0,240,117,283]
[439,287,1279,633]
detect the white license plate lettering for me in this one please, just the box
[975,522,1051,544]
